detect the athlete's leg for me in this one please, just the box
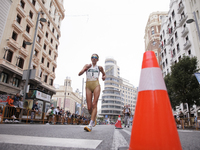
[86,88,93,115]
[91,85,100,122]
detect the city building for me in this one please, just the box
[0,0,65,99]
[100,58,137,121]
[159,0,200,117]
[52,77,82,115]
[144,11,168,69]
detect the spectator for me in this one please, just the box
[13,93,20,107]
[53,106,60,124]
[46,107,54,125]
[30,101,39,123]
[7,95,16,120]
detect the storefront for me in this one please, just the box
[23,90,51,120]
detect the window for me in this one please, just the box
[171,38,174,45]
[33,65,36,69]
[40,71,43,78]
[26,25,30,33]
[12,31,18,41]
[12,77,19,87]
[29,11,33,19]
[20,0,25,9]
[49,50,51,55]
[188,50,191,55]
[57,35,59,40]
[34,49,38,56]
[41,57,44,63]
[0,72,8,83]
[174,21,176,28]
[47,62,49,68]
[173,49,176,57]
[18,58,24,69]
[51,38,53,44]
[43,44,46,50]
[44,75,48,83]
[39,22,43,30]
[42,0,45,4]
[52,28,54,33]
[152,41,156,46]
[175,32,178,40]
[164,49,166,55]
[48,21,50,27]
[55,44,58,50]
[52,67,55,72]
[172,10,175,18]
[177,43,180,52]
[16,14,22,24]
[36,35,41,43]
[165,59,168,65]
[46,32,48,38]
[151,30,154,35]
[178,56,181,61]
[6,50,13,62]
[32,0,36,6]
[49,79,53,86]
[22,40,26,49]
[54,55,56,60]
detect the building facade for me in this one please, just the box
[0,0,65,97]
[159,0,200,117]
[101,58,137,121]
[52,77,82,114]
[144,11,168,69]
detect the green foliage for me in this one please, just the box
[164,56,200,111]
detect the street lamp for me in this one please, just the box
[186,11,200,41]
[64,77,68,111]
[22,11,46,104]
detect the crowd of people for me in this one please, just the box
[45,106,91,125]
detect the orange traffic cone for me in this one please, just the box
[129,51,182,150]
[115,115,123,129]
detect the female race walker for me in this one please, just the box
[78,54,106,132]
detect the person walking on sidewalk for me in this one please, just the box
[123,105,131,128]
[78,54,106,132]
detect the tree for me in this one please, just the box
[164,56,200,119]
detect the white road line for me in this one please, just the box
[122,129,131,135]
[178,130,199,133]
[0,134,102,149]
[111,129,129,150]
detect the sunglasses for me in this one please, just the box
[91,56,98,59]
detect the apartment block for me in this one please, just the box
[0,0,65,98]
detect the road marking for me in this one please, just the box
[178,130,199,133]
[122,129,131,135]
[111,129,129,150]
[0,134,102,149]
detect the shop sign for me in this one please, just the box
[36,91,51,102]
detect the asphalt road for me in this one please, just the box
[0,124,199,150]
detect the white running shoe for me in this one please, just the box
[84,125,92,132]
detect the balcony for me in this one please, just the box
[46,67,51,74]
[38,27,44,37]
[42,50,47,57]
[52,60,57,67]
[35,41,42,51]
[19,47,28,57]
[179,15,188,26]
[12,20,23,33]
[177,4,184,14]
[22,31,32,41]
[183,40,191,50]
[26,16,34,27]
[16,4,26,17]
[181,27,189,37]
[7,38,19,50]
[47,55,53,62]
[53,49,58,55]
[49,43,54,50]
[44,38,49,45]
[32,55,39,64]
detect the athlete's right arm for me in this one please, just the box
[78,64,91,76]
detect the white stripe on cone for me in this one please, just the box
[138,68,167,92]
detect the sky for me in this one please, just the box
[54,0,170,96]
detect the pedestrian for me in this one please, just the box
[13,93,20,107]
[30,101,39,123]
[123,105,131,128]
[6,95,16,120]
[78,53,106,132]
[53,106,60,124]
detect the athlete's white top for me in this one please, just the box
[86,65,100,81]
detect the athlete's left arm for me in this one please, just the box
[99,66,106,81]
